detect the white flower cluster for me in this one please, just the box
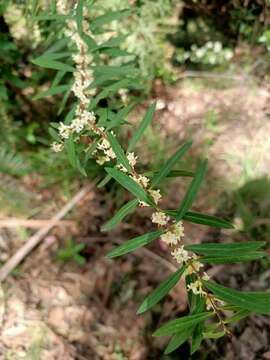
[150,206,213,304]
[176,41,234,66]
[51,1,97,152]
[96,137,116,165]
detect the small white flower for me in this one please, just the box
[51,142,64,152]
[161,231,178,245]
[187,280,206,296]
[133,175,150,188]
[127,152,137,168]
[184,260,204,276]
[58,122,72,139]
[98,139,110,150]
[70,118,84,133]
[171,246,190,263]
[139,201,149,207]
[104,147,116,159]
[206,296,213,310]
[173,221,184,238]
[149,189,162,205]
[96,156,110,165]
[116,163,128,173]
[202,272,210,281]
[151,211,169,226]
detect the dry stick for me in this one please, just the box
[0,184,93,282]
[0,219,75,229]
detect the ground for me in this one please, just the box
[1,74,270,359]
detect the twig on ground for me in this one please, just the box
[175,70,249,83]
[0,184,94,282]
[0,219,76,229]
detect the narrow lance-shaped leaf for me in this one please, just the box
[137,265,186,314]
[164,327,194,355]
[31,57,74,72]
[107,132,132,172]
[153,312,213,337]
[128,102,156,152]
[105,167,155,207]
[146,169,194,181]
[101,199,139,232]
[90,9,132,29]
[204,281,270,315]
[200,251,266,264]
[190,323,204,355]
[185,241,266,255]
[33,85,70,101]
[107,230,164,258]
[76,0,83,33]
[151,140,193,187]
[224,309,250,324]
[175,160,208,221]
[167,210,234,229]
[97,174,112,188]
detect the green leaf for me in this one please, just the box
[32,57,74,72]
[105,167,155,207]
[167,210,234,229]
[97,34,128,49]
[97,174,112,188]
[204,281,270,315]
[127,102,156,152]
[33,52,71,61]
[164,327,193,355]
[107,230,163,258]
[94,65,138,77]
[76,0,83,33]
[190,323,204,354]
[101,199,139,232]
[224,309,250,324]
[145,169,194,180]
[91,79,131,107]
[107,132,132,172]
[203,330,225,339]
[200,251,266,264]
[65,136,77,168]
[65,136,86,176]
[151,141,193,187]
[175,160,208,221]
[34,14,69,21]
[33,85,70,100]
[162,169,194,178]
[183,211,233,229]
[185,241,266,255]
[153,312,213,337]
[91,9,132,29]
[137,266,186,314]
